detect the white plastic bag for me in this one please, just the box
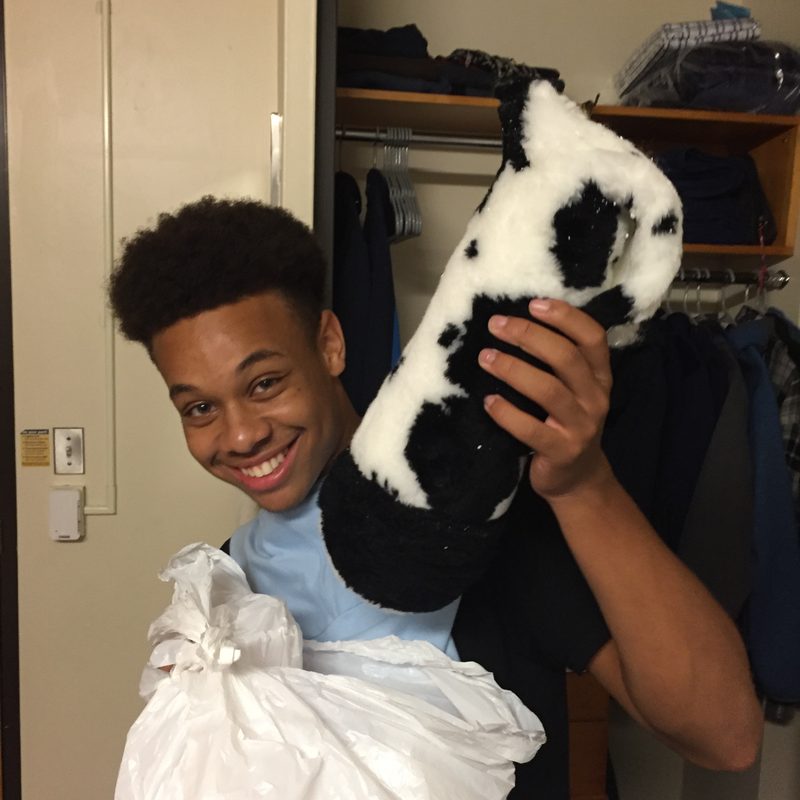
[116,543,545,800]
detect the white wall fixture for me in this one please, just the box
[48,486,85,541]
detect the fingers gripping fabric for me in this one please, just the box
[320,79,682,612]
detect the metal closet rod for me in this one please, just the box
[334,129,793,293]
[674,268,790,291]
[336,125,501,150]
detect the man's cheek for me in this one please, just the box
[184,430,212,467]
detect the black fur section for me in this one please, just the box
[464,239,479,259]
[408,289,637,521]
[404,294,551,522]
[438,323,460,349]
[446,294,553,419]
[551,181,620,290]
[319,449,508,611]
[495,77,531,172]
[580,285,635,329]
[405,396,525,522]
[652,212,679,236]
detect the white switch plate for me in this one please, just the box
[49,486,85,541]
[54,427,84,474]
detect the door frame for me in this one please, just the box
[0,0,21,795]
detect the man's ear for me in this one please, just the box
[318,309,347,377]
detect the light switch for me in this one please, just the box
[54,427,84,474]
[49,486,85,541]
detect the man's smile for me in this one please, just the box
[227,438,300,493]
[239,450,287,477]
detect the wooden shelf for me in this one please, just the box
[336,88,500,137]
[336,88,800,260]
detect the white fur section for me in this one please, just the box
[488,457,528,520]
[351,81,682,510]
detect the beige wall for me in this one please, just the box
[338,2,800,799]
[8,1,315,797]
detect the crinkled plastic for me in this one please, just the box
[116,543,545,800]
[621,41,800,114]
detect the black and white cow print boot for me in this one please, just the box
[320,78,683,612]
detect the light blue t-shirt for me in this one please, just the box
[229,483,460,659]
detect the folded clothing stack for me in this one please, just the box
[338,24,563,97]
[615,17,761,101]
[620,39,800,114]
[655,148,777,246]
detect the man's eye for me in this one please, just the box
[253,377,280,394]
[184,401,213,418]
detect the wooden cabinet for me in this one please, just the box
[336,88,800,263]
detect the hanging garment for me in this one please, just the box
[363,168,401,381]
[726,318,800,703]
[603,320,670,520]
[333,172,373,417]
[651,314,723,551]
[332,171,400,417]
[678,333,753,620]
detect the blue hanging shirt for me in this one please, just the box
[229,483,460,658]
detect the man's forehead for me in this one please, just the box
[149,293,325,396]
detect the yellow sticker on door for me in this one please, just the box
[20,428,51,466]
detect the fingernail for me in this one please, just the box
[489,314,508,330]
[479,348,497,365]
[530,298,551,314]
[484,394,498,410]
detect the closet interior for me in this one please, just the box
[314,5,800,800]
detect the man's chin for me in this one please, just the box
[246,482,312,513]
[209,463,313,513]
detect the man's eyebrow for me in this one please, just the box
[236,349,281,374]
[169,383,197,400]
[167,350,281,400]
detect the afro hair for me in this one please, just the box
[108,196,326,347]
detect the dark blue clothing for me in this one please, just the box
[332,170,399,416]
[332,172,373,417]
[454,483,610,800]
[727,318,800,702]
[362,169,399,397]
[656,148,776,245]
[604,316,750,620]
[604,322,670,520]
[338,71,453,94]
[678,334,753,619]
[338,24,429,59]
[336,25,497,97]
[652,314,721,551]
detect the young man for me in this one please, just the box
[110,196,762,798]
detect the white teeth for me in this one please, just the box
[241,450,286,478]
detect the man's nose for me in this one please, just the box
[220,405,272,456]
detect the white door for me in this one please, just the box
[6,1,315,797]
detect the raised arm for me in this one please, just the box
[479,298,763,771]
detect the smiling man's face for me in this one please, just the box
[151,291,358,512]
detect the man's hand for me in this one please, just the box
[478,298,614,500]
